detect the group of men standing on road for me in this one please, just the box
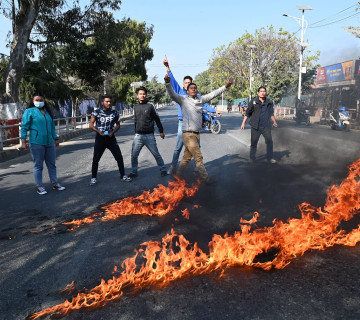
[21,54,278,194]
[88,56,278,188]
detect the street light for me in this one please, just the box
[249,44,256,100]
[283,5,312,101]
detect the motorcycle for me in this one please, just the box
[329,107,350,131]
[202,111,222,134]
[295,108,310,125]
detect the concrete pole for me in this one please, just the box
[249,47,253,101]
[298,10,305,101]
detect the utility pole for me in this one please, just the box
[283,6,312,102]
[249,44,256,101]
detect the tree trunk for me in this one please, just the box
[5,1,39,102]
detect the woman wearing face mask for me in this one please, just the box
[21,95,66,195]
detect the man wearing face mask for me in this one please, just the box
[21,95,66,195]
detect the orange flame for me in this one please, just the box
[28,159,360,319]
[59,281,75,295]
[62,178,201,230]
[181,208,191,220]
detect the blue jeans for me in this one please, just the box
[170,120,184,168]
[250,127,273,161]
[131,133,166,174]
[29,142,58,186]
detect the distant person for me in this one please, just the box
[227,101,232,113]
[165,73,233,183]
[89,94,132,186]
[21,95,66,195]
[129,86,167,178]
[163,55,220,175]
[241,86,278,163]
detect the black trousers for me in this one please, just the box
[250,127,273,161]
[91,134,125,178]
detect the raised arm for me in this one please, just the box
[200,78,233,104]
[164,74,185,105]
[163,55,182,94]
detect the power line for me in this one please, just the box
[310,4,359,26]
[309,11,360,29]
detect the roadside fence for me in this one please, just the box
[0,108,136,151]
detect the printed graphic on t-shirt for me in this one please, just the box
[92,109,119,132]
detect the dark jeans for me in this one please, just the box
[250,127,273,161]
[91,134,125,178]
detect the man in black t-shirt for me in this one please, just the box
[129,86,167,178]
[89,95,132,185]
[241,87,278,163]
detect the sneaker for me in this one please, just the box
[167,165,175,175]
[37,186,47,195]
[128,172,138,178]
[121,175,132,182]
[90,178,97,186]
[53,183,66,191]
[269,159,277,164]
[161,171,168,177]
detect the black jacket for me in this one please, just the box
[133,102,164,134]
[246,97,274,130]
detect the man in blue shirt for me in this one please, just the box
[163,56,220,175]
[89,95,132,185]
[241,86,278,163]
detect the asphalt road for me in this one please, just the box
[1,108,360,320]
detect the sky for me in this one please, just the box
[1,0,360,81]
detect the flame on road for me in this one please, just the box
[63,177,201,231]
[28,159,360,319]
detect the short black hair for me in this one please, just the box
[136,86,148,94]
[183,76,193,82]
[186,82,197,91]
[101,94,112,101]
[257,86,267,92]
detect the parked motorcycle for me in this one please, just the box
[202,111,222,134]
[329,107,350,131]
[295,108,310,125]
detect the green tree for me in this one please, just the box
[19,59,71,105]
[141,76,171,105]
[16,17,154,115]
[108,19,154,102]
[207,26,319,103]
[0,0,121,102]
[0,56,9,96]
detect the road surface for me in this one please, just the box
[1,108,360,319]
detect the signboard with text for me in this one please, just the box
[316,60,357,84]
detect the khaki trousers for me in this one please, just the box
[176,132,208,180]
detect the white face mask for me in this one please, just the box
[34,101,45,108]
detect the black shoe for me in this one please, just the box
[161,171,168,177]
[128,172,138,178]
